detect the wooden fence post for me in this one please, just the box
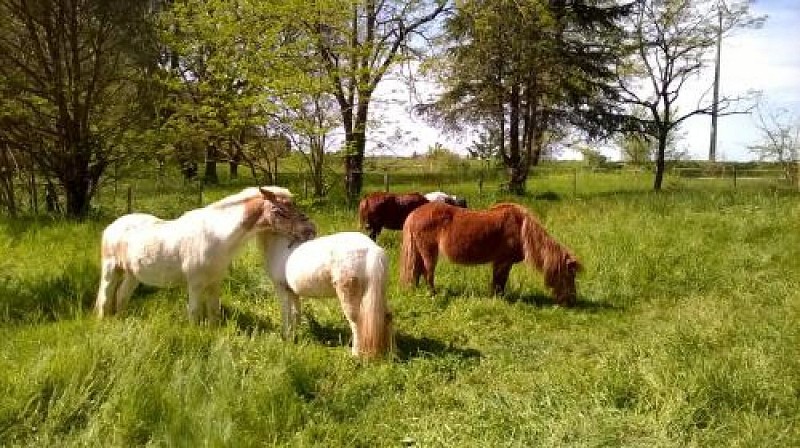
[384,172,389,192]
[126,185,132,213]
[733,166,737,189]
[573,168,578,198]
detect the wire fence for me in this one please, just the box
[2,162,798,218]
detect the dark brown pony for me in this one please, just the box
[358,192,430,241]
[400,202,581,305]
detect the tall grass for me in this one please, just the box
[1,173,798,446]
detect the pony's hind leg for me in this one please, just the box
[114,273,140,315]
[96,262,123,318]
[419,248,439,295]
[334,278,364,356]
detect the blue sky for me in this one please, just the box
[367,0,800,161]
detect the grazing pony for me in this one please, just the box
[258,231,393,358]
[96,186,316,323]
[401,202,581,305]
[358,191,465,241]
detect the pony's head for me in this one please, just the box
[544,252,581,307]
[447,196,467,208]
[245,187,316,242]
[425,191,467,208]
[510,203,581,306]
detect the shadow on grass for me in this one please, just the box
[504,290,622,312]
[0,262,98,324]
[433,285,621,313]
[533,191,562,201]
[394,333,482,362]
[221,303,277,335]
[305,315,482,362]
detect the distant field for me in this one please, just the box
[1,167,799,446]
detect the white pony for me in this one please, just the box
[96,186,316,323]
[425,191,468,207]
[258,231,393,358]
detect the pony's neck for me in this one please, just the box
[257,232,295,271]
[201,203,256,249]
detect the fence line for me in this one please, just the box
[1,163,798,217]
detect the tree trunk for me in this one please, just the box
[344,146,364,201]
[507,165,529,195]
[229,161,239,179]
[204,143,218,185]
[653,130,667,191]
[63,176,92,218]
[505,82,528,195]
[344,101,369,202]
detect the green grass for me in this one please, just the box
[1,172,799,446]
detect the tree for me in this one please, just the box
[616,105,687,165]
[749,102,800,183]
[0,0,156,217]
[307,0,448,201]
[158,0,292,184]
[421,0,630,194]
[466,129,500,161]
[617,0,762,190]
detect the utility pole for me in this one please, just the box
[708,1,725,162]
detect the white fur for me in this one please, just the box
[95,187,308,323]
[259,231,391,357]
[425,191,458,202]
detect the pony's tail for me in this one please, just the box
[358,247,393,358]
[357,198,369,231]
[400,222,420,287]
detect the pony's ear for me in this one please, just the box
[259,187,277,202]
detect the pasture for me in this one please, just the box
[1,168,799,446]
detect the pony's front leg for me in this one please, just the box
[369,226,381,242]
[276,285,301,340]
[203,283,223,325]
[187,283,206,324]
[491,262,513,295]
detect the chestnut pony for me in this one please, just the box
[400,202,581,305]
[358,191,465,241]
[96,186,316,323]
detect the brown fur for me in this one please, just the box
[400,202,581,305]
[358,192,430,241]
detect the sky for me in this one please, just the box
[364,0,800,162]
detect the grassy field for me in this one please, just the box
[1,169,799,446]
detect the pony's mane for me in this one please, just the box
[496,203,579,290]
[209,186,294,209]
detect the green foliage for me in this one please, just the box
[1,167,799,446]
[577,145,608,167]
